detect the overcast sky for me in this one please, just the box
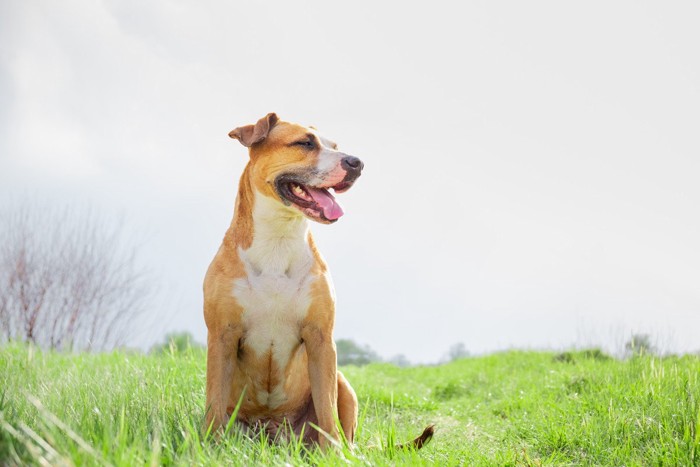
[1,1,699,362]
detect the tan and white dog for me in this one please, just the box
[203,113,433,450]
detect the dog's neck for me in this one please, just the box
[239,189,311,276]
[225,165,312,276]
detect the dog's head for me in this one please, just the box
[229,113,363,224]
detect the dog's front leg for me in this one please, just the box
[204,319,242,435]
[301,323,339,449]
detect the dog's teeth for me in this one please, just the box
[292,184,309,199]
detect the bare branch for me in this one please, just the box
[0,201,153,351]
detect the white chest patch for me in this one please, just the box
[233,259,314,360]
[231,192,315,407]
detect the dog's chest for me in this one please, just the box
[232,241,315,361]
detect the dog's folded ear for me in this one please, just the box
[229,113,279,147]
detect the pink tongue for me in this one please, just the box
[306,187,344,220]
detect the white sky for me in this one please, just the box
[1,1,699,362]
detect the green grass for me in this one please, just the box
[1,344,699,466]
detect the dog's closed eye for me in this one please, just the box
[292,139,315,150]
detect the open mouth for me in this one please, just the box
[275,176,354,223]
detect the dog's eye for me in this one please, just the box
[293,139,315,149]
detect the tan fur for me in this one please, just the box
[204,114,358,449]
[204,113,432,452]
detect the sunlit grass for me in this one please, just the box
[1,343,699,465]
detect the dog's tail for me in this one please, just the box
[395,424,435,450]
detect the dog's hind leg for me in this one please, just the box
[337,370,358,445]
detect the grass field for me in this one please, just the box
[1,343,699,466]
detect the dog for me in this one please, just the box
[203,113,433,450]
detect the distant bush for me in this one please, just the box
[388,354,411,367]
[150,331,203,355]
[625,334,656,357]
[554,348,613,364]
[580,348,613,361]
[443,342,470,362]
[336,339,381,366]
[554,352,576,363]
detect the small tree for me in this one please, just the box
[0,201,152,351]
[335,339,381,366]
[625,333,655,357]
[444,342,470,362]
[388,354,411,367]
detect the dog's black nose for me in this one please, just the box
[341,156,364,174]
